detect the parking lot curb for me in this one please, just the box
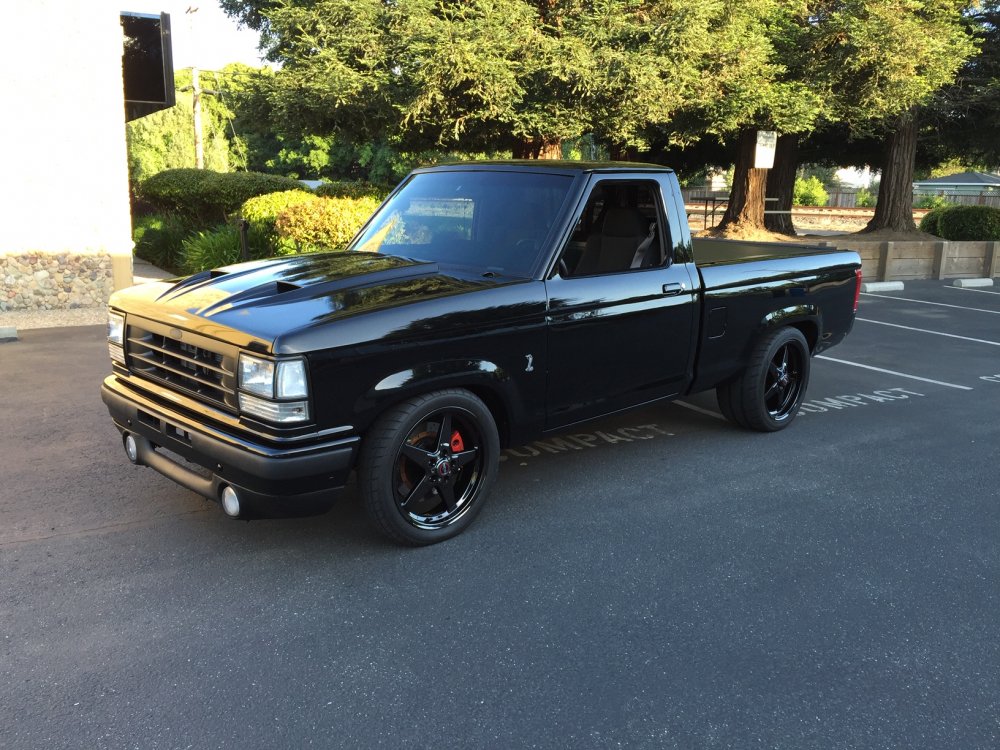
[0,326,18,343]
[861,281,904,293]
[952,278,994,288]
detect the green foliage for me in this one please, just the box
[918,205,953,235]
[180,225,244,273]
[914,194,954,209]
[794,176,829,207]
[935,205,1000,240]
[855,187,877,208]
[240,189,320,254]
[274,197,382,252]
[132,214,192,273]
[314,181,388,200]
[140,168,305,223]
[126,69,236,185]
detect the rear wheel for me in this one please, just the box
[359,389,500,545]
[717,327,810,432]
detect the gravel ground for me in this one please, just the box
[0,260,173,333]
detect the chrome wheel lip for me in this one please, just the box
[391,407,486,530]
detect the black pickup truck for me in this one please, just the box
[103,161,862,544]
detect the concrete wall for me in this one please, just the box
[0,2,133,311]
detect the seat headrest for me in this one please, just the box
[602,207,647,238]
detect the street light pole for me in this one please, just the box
[186,6,203,169]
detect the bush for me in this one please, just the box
[855,187,876,208]
[915,194,953,210]
[274,196,382,252]
[241,190,321,254]
[793,176,828,207]
[180,225,244,273]
[314,181,389,200]
[139,168,306,223]
[918,206,954,236]
[935,205,1000,241]
[132,213,193,273]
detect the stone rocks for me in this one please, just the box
[0,252,115,311]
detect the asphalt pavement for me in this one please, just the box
[1,280,998,749]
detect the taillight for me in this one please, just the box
[853,268,863,312]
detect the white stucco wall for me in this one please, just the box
[0,1,133,309]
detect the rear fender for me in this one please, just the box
[760,305,820,351]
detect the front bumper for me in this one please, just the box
[102,375,360,508]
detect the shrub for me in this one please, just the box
[180,225,244,274]
[935,205,1000,241]
[138,169,215,216]
[793,176,828,207]
[855,187,876,208]
[139,168,305,223]
[314,181,389,200]
[241,190,321,254]
[274,196,381,252]
[915,194,953,210]
[132,213,193,273]
[918,206,954,236]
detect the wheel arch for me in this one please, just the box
[760,305,820,352]
[360,359,515,446]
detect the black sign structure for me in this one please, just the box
[121,11,175,121]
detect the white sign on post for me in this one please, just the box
[755,130,778,169]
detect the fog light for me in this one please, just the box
[221,485,241,518]
[123,433,139,463]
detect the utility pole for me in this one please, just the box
[186,6,203,169]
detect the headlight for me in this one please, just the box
[239,354,275,398]
[238,353,310,423]
[108,311,124,345]
[108,311,125,365]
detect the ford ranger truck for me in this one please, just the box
[102,161,862,545]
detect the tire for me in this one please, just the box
[358,389,500,546]
[716,327,810,432]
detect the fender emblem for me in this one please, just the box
[525,354,534,373]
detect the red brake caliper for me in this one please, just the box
[450,430,465,452]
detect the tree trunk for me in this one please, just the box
[512,136,563,159]
[609,144,639,161]
[863,109,918,233]
[764,134,799,236]
[717,129,768,233]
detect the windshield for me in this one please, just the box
[349,170,574,277]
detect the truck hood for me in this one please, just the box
[112,252,496,350]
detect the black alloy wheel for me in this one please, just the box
[763,340,805,422]
[716,326,811,432]
[359,389,500,545]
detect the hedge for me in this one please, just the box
[240,190,321,254]
[918,206,953,236]
[140,168,306,223]
[315,180,389,201]
[935,205,1000,241]
[274,196,382,252]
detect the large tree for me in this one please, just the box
[812,0,978,233]
[220,0,725,159]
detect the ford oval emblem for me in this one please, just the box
[169,327,183,339]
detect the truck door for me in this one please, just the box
[543,177,697,429]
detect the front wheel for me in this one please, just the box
[359,389,500,546]
[717,327,811,432]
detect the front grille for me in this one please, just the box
[126,321,238,412]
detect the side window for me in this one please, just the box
[559,181,670,277]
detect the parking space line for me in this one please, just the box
[861,292,1000,315]
[815,355,974,390]
[944,285,1000,296]
[673,400,725,420]
[856,318,1000,347]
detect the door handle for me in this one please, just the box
[662,283,685,296]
